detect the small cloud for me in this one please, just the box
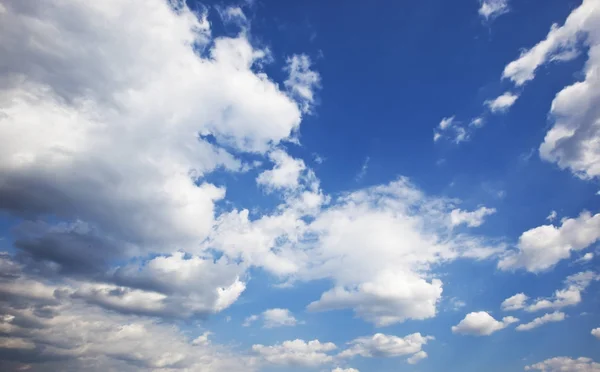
[546,210,557,222]
[243,314,259,327]
[355,156,370,181]
[470,117,484,127]
[478,0,510,21]
[485,92,519,113]
[574,252,594,264]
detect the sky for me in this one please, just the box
[0,0,599,371]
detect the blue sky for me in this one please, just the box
[0,0,599,371]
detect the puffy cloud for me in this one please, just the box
[252,339,336,367]
[0,0,313,283]
[576,252,595,264]
[332,368,360,372]
[261,308,298,328]
[243,314,259,327]
[516,312,566,331]
[525,357,600,371]
[501,293,529,311]
[0,257,252,372]
[485,92,519,113]
[592,328,600,339]
[339,333,433,364]
[257,149,307,192]
[0,0,304,259]
[450,206,496,228]
[407,351,429,365]
[547,210,558,222]
[307,272,444,327]
[434,116,470,144]
[525,271,599,312]
[211,177,503,327]
[301,179,503,326]
[471,117,485,127]
[452,311,518,336]
[502,0,597,86]
[284,54,321,114]
[502,0,600,179]
[499,212,600,272]
[478,0,509,21]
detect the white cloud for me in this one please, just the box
[478,0,510,21]
[485,92,519,113]
[332,368,360,372]
[0,257,252,372]
[243,314,259,327]
[501,293,529,311]
[218,6,248,26]
[407,351,429,365]
[516,311,566,331]
[470,117,485,127]
[592,328,600,339]
[252,339,336,367]
[355,156,370,181]
[284,54,321,114]
[499,212,600,272]
[434,116,470,143]
[525,271,599,312]
[339,333,433,364]
[576,252,595,264]
[502,0,600,179]
[262,308,298,328]
[502,0,596,86]
[452,311,518,336]
[0,0,308,273]
[525,357,600,371]
[257,149,307,192]
[547,210,558,222]
[450,206,496,228]
[439,116,455,130]
[211,177,503,327]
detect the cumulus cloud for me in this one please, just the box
[257,149,307,192]
[525,357,600,371]
[339,333,433,365]
[450,206,496,228]
[592,328,600,339]
[502,0,600,179]
[485,92,519,113]
[434,116,470,143]
[261,308,298,328]
[284,54,321,114]
[210,177,503,327]
[452,311,518,336]
[0,256,252,372]
[525,271,599,312]
[332,368,360,372]
[243,314,259,327]
[499,212,600,272]
[576,252,595,264]
[478,0,510,21]
[252,339,336,367]
[516,312,566,331]
[501,293,529,311]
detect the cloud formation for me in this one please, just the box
[478,0,510,21]
[499,212,600,272]
[339,333,433,364]
[525,357,600,371]
[503,0,600,179]
[516,312,566,331]
[452,311,518,336]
